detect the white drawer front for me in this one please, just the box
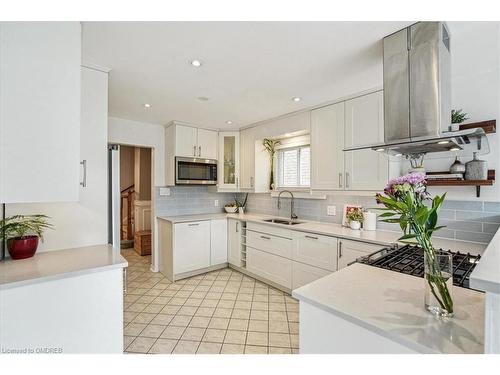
[247,247,292,289]
[292,261,331,290]
[338,239,381,270]
[292,231,338,271]
[247,230,293,259]
[247,222,292,239]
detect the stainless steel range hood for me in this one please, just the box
[344,22,489,156]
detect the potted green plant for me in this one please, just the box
[262,138,281,190]
[235,193,248,214]
[451,109,469,131]
[346,207,364,230]
[376,173,453,317]
[0,214,53,260]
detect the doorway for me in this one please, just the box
[109,144,154,262]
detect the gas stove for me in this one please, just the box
[357,244,481,290]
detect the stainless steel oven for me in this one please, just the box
[175,157,218,185]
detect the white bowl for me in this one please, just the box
[224,206,238,213]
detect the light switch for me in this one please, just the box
[327,206,336,216]
[159,187,170,196]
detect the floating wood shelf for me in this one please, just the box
[459,120,496,134]
[427,170,495,197]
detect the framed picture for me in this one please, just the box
[342,204,363,227]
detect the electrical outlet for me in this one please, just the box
[214,200,219,207]
[327,205,336,216]
[159,187,170,196]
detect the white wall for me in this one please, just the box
[5,68,109,253]
[108,117,165,186]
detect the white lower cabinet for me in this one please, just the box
[247,247,292,289]
[210,219,228,265]
[292,261,331,290]
[228,219,242,267]
[173,221,211,274]
[292,231,338,271]
[337,239,381,270]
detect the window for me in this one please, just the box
[276,145,310,188]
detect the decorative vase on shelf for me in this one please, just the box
[465,152,487,180]
[424,251,454,317]
[238,207,245,214]
[376,172,454,317]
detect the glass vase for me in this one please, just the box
[424,250,454,317]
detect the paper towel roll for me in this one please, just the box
[363,211,377,231]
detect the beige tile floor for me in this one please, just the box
[122,249,300,354]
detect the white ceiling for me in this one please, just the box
[82,21,412,129]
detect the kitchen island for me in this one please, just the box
[292,263,484,354]
[0,245,127,354]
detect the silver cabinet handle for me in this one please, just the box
[236,177,239,188]
[188,223,200,226]
[250,177,254,188]
[123,268,127,294]
[193,146,197,156]
[236,221,239,232]
[339,172,343,188]
[80,160,87,187]
[346,172,350,189]
[260,235,271,240]
[305,235,318,240]
[198,146,201,157]
[338,241,343,258]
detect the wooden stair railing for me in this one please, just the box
[120,185,135,241]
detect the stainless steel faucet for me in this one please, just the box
[277,190,298,221]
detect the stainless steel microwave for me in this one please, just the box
[175,157,218,185]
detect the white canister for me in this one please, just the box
[363,211,377,231]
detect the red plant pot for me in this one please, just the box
[7,235,39,260]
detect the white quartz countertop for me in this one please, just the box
[292,263,484,354]
[471,228,500,294]
[0,244,128,290]
[157,212,487,254]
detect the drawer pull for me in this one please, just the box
[305,235,318,240]
[260,235,271,240]
[188,223,200,226]
[339,241,343,258]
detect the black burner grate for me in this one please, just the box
[358,245,481,289]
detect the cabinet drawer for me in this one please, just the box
[247,222,292,239]
[247,230,293,259]
[292,231,338,271]
[247,247,292,289]
[338,239,381,270]
[292,261,331,290]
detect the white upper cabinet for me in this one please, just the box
[344,91,388,190]
[311,102,345,190]
[0,22,81,203]
[175,125,198,157]
[218,132,240,190]
[197,128,218,159]
[239,128,255,190]
[310,90,388,191]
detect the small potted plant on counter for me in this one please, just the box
[235,193,248,214]
[0,214,53,260]
[346,207,364,230]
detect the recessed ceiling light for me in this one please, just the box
[375,148,385,152]
[226,121,233,125]
[438,140,450,145]
[292,97,301,102]
[190,60,202,67]
[143,103,151,108]
[197,96,209,101]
